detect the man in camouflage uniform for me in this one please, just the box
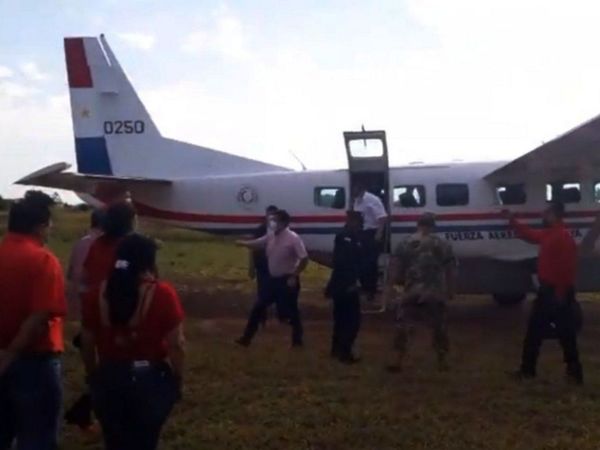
[385,213,457,372]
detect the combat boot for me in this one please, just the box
[566,363,583,385]
[235,337,251,347]
[385,354,405,373]
[509,369,536,381]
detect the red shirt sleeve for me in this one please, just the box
[29,253,66,317]
[155,282,184,334]
[510,217,545,244]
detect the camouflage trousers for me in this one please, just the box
[393,299,449,359]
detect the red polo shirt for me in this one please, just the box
[83,235,122,293]
[510,218,577,298]
[0,233,66,353]
[82,280,184,363]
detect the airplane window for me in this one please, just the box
[594,183,600,202]
[347,139,384,158]
[314,187,346,209]
[546,182,581,203]
[393,185,426,208]
[496,184,526,205]
[436,183,469,207]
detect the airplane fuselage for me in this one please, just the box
[128,160,600,297]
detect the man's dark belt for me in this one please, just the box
[18,351,61,358]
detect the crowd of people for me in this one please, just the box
[0,188,597,449]
[0,194,185,450]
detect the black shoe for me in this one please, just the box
[566,364,584,385]
[509,369,536,381]
[566,373,584,386]
[338,354,361,365]
[235,337,251,347]
[385,364,402,374]
[437,359,450,372]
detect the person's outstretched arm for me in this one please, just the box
[236,234,268,250]
[502,210,544,244]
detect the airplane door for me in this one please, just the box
[343,128,391,248]
[344,129,390,178]
[344,128,391,313]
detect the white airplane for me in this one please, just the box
[17,35,600,305]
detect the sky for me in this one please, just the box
[2,0,600,202]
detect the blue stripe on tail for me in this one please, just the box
[75,137,113,175]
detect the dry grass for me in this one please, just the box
[60,300,600,450]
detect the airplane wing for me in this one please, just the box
[484,114,600,181]
[16,162,171,202]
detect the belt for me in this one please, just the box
[99,359,169,371]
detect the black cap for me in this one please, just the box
[417,212,436,228]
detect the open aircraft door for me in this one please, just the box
[343,128,391,313]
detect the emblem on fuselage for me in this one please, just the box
[237,186,258,207]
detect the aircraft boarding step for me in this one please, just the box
[361,253,391,314]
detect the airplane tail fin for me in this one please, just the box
[64,35,286,179]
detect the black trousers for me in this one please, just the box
[243,276,303,345]
[91,362,179,450]
[521,286,581,376]
[360,229,380,295]
[256,270,289,323]
[331,292,361,357]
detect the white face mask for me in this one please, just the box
[267,219,277,231]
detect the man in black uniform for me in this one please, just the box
[248,205,282,325]
[325,211,364,364]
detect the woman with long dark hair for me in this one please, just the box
[81,234,185,450]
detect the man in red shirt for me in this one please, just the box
[82,202,136,297]
[0,192,66,449]
[66,201,135,430]
[504,201,582,384]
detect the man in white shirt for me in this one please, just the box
[66,209,104,319]
[352,182,388,300]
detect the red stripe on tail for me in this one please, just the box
[64,38,93,88]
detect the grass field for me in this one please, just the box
[5,209,600,449]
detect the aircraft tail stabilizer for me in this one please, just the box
[64,35,287,179]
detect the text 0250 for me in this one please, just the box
[103,120,145,135]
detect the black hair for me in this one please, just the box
[105,234,158,326]
[102,202,135,238]
[353,181,366,191]
[266,205,278,214]
[548,201,565,219]
[90,209,105,229]
[8,192,53,234]
[274,209,291,226]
